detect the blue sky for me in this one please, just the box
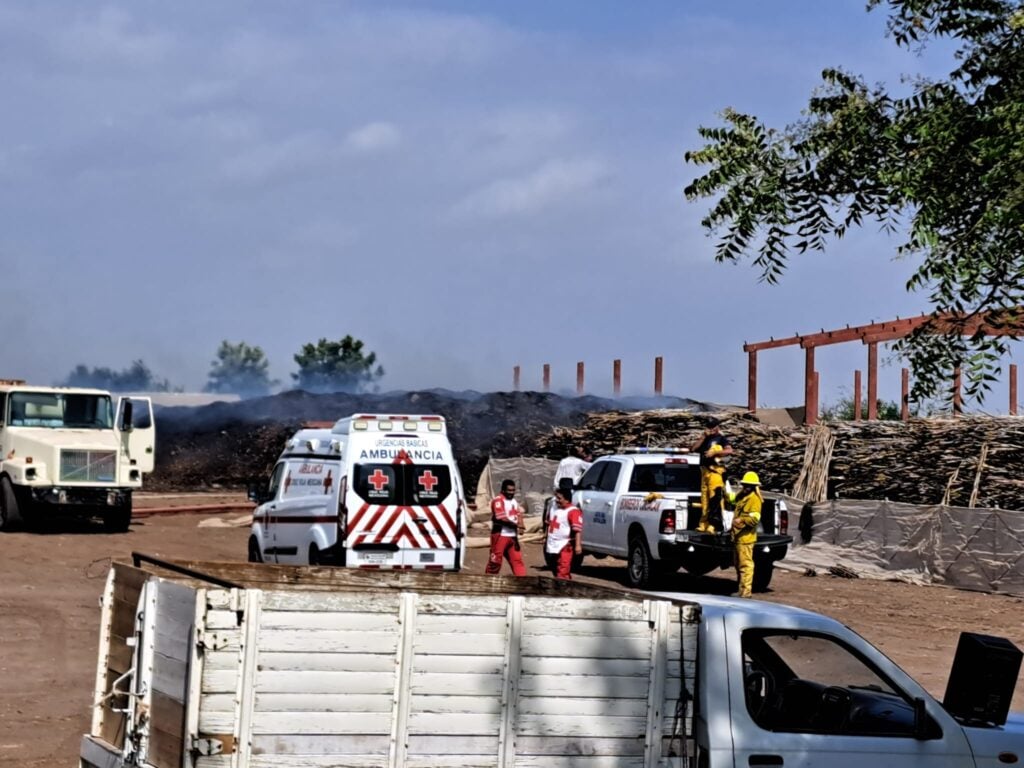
[2,1,1014,410]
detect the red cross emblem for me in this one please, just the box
[418,470,439,492]
[369,469,390,491]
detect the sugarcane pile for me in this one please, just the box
[531,411,1024,510]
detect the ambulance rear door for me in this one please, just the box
[403,462,460,569]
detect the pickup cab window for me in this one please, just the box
[742,630,935,738]
[597,462,621,492]
[578,462,606,491]
[628,463,701,493]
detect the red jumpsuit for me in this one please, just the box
[485,496,526,576]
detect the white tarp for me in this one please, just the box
[779,495,1024,597]
[473,457,560,523]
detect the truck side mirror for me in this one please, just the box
[913,697,931,740]
[247,482,266,504]
[121,400,134,431]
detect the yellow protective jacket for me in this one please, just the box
[731,491,762,545]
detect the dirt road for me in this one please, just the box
[2,495,1022,767]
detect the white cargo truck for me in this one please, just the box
[80,555,1022,768]
[0,380,155,532]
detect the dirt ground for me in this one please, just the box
[2,494,1023,768]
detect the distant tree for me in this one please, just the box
[205,340,276,397]
[62,360,175,392]
[292,335,384,393]
[821,396,903,422]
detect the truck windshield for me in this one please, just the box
[7,392,114,429]
[629,463,701,493]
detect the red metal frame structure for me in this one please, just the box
[744,311,1024,424]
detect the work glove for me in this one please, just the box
[644,492,664,503]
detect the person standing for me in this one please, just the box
[485,479,526,577]
[689,419,733,525]
[553,445,594,493]
[545,487,583,580]
[697,446,727,533]
[731,471,763,598]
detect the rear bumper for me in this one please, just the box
[658,533,792,564]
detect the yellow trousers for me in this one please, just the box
[734,541,754,597]
[698,468,711,531]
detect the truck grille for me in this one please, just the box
[60,450,117,483]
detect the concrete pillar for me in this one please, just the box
[654,357,663,396]
[747,351,757,413]
[613,359,621,396]
[576,362,585,395]
[542,364,550,392]
[1011,364,1018,416]
[867,342,878,420]
[853,370,862,421]
[804,346,817,425]
[513,365,520,391]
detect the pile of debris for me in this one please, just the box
[149,389,712,493]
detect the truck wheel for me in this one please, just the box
[753,560,775,592]
[627,535,657,589]
[0,478,24,532]
[103,504,132,533]
[248,536,263,563]
[308,543,321,566]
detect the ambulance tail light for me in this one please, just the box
[780,505,789,535]
[659,508,676,534]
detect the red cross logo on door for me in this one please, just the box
[418,470,439,492]
[369,469,390,491]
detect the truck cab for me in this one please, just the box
[0,380,155,532]
[574,448,792,589]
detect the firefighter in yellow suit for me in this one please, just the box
[730,471,762,598]
[697,446,727,533]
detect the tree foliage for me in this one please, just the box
[62,360,175,392]
[205,340,276,397]
[821,396,903,421]
[292,335,384,393]
[685,0,1024,404]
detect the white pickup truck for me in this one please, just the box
[80,555,1022,768]
[572,448,792,590]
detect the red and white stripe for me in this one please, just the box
[346,501,458,549]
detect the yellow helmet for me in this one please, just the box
[740,471,761,486]
[708,444,724,455]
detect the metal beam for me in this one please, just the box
[867,343,878,420]
[804,347,817,425]
[747,351,757,413]
[853,370,862,420]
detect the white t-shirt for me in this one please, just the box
[554,457,591,487]
[546,504,583,554]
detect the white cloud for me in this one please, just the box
[55,7,172,66]
[453,158,610,219]
[219,133,332,185]
[344,121,402,154]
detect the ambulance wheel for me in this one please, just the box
[627,534,657,589]
[753,560,775,592]
[0,477,24,531]
[248,536,263,563]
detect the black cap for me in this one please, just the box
[707,417,720,428]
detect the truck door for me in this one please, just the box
[116,396,156,474]
[724,613,974,768]
[578,460,620,550]
[259,462,287,564]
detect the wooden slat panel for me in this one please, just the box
[260,611,399,631]
[408,695,502,715]
[202,668,239,694]
[148,689,186,768]
[250,757,386,768]
[517,714,646,738]
[198,710,236,734]
[257,651,396,673]
[409,672,503,697]
[257,629,398,654]
[97,564,146,748]
[518,696,647,717]
[253,693,394,713]
[518,675,649,699]
[203,648,241,672]
[407,759,497,768]
[109,596,139,639]
[256,670,395,695]
[406,712,501,736]
[412,654,505,675]
[406,735,498,755]
[250,733,390,756]
[520,634,651,660]
[413,633,506,656]
[261,591,401,612]
[514,758,644,768]
[205,589,235,610]
[515,736,644,756]
[416,614,507,635]
[205,609,240,629]
[522,598,646,621]
[251,711,392,735]
[195,756,233,768]
[417,595,509,616]
[521,618,651,640]
[521,657,649,677]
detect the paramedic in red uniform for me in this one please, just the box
[545,488,583,580]
[486,479,527,576]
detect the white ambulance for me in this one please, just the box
[248,414,467,571]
